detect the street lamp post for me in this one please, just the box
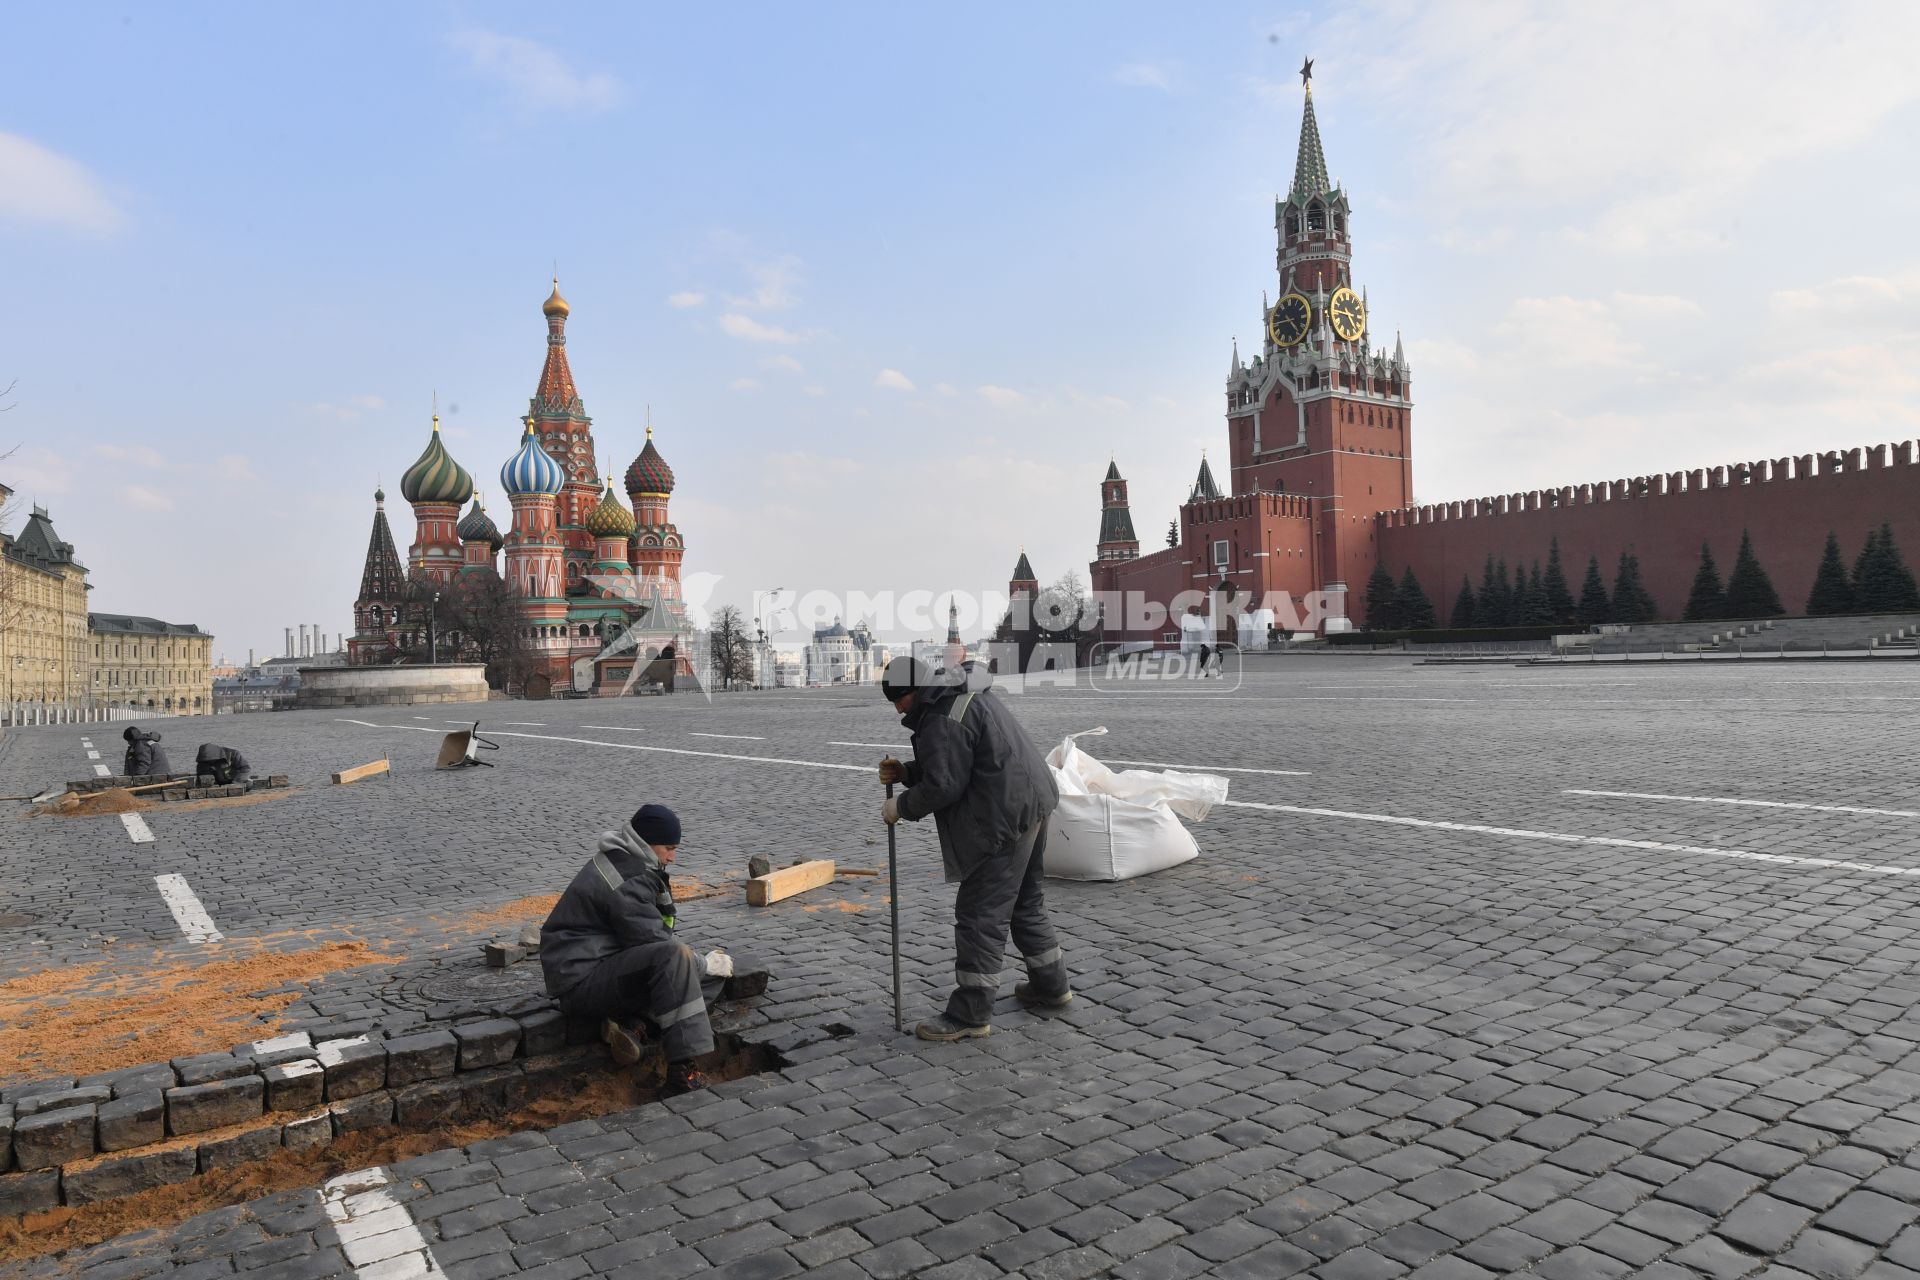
[428,592,441,663]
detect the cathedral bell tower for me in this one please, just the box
[1224,58,1413,629]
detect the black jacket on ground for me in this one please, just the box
[539,824,680,998]
[195,745,250,785]
[897,671,1058,880]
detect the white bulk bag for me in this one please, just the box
[1044,728,1229,881]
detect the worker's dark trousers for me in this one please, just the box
[558,940,715,1061]
[947,817,1069,1028]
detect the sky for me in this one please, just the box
[3,1,1919,659]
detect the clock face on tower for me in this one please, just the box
[1268,292,1312,347]
[1328,287,1366,341]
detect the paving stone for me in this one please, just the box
[167,1076,264,1135]
[282,1109,332,1153]
[382,1031,458,1087]
[452,1019,521,1071]
[0,1168,62,1217]
[1819,1190,1916,1247]
[329,1093,393,1136]
[172,1054,254,1087]
[62,1147,197,1205]
[95,1092,165,1152]
[198,1123,282,1172]
[15,1086,110,1117]
[393,1079,468,1129]
[262,1061,325,1112]
[317,1039,387,1101]
[1778,1227,1878,1279]
[1657,1162,1766,1217]
[12,1105,96,1169]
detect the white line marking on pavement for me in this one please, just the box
[690,732,764,740]
[1565,789,1920,819]
[85,749,100,760]
[581,725,647,732]
[828,742,910,750]
[485,730,867,772]
[1106,759,1311,777]
[339,719,385,728]
[503,721,548,726]
[153,873,223,942]
[321,1167,442,1278]
[120,813,155,844]
[1221,799,1920,878]
[94,764,111,777]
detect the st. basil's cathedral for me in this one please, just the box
[349,283,689,692]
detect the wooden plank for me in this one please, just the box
[746,859,836,906]
[331,758,390,786]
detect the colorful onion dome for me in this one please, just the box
[584,480,636,538]
[624,426,675,495]
[457,495,504,549]
[543,279,570,319]
[500,423,565,496]
[399,416,475,505]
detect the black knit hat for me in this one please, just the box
[881,656,937,703]
[629,804,682,847]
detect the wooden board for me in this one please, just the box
[331,758,390,786]
[746,859,836,906]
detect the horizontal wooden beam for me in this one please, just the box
[331,758,389,786]
[746,859,836,906]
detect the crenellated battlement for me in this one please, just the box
[1184,492,1315,523]
[1376,438,1920,530]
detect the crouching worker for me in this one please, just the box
[195,744,251,786]
[122,726,171,778]
[879,657,1071,1042]
[539,804,712,1093]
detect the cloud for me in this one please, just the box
[1112,63,1176,92]
[977,385,1026,410]
[91,443,170,469]
[1769,274,1912,322]
[1494,296,1638,368]
[728,257,802,310]
[933,383,958,397]
[214,453,260,483]
[719,313,803,344]
[802,385,827,397]
[304,394,386,422]
[449,28,621,113]
[121,484,174,512]
[730,377,759,392]
[0,132,124,235]
[2,446,73,497]
[763,354,804,374]
[667,291,706,309]
[1319,2,1920,252]
[874,369,916,392]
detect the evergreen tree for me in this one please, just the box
[1450,576,1477,629]
[1722,529,1784,618]
[1855,523,1920,612]
[1519,562,1552,625]
[1492,557,1515,627]
[1364,561,1400,630]
[1805,531,1856,616]
[1577,554,1611,625]
[1165,520,1178,548]
[1542,537,1576,623]
[1683,542,1726,621]
[1612,551,1658,624]
[1478,555,1500,627]
[1395,567,1438,631]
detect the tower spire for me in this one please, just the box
[1291,64,1331,200]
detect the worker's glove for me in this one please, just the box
[878,757,905,785]
[882,795,901,825]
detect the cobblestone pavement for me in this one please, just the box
[7,655,1920,1277]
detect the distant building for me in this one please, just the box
[805,617,879,685]
[87,613,214,716]
[0,501,89,708]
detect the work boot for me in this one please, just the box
[1014,982,1073,1009]
[665,1062,709,1095]
[916,1014,991,1042]
[600,1018,646,1066]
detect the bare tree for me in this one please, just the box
[443,573,539,691]
[707,605,756,690]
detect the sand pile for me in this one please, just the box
[0,941,398,1083]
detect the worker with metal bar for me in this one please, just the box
[539,804,712,1093]
[879,656,1071,1041]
